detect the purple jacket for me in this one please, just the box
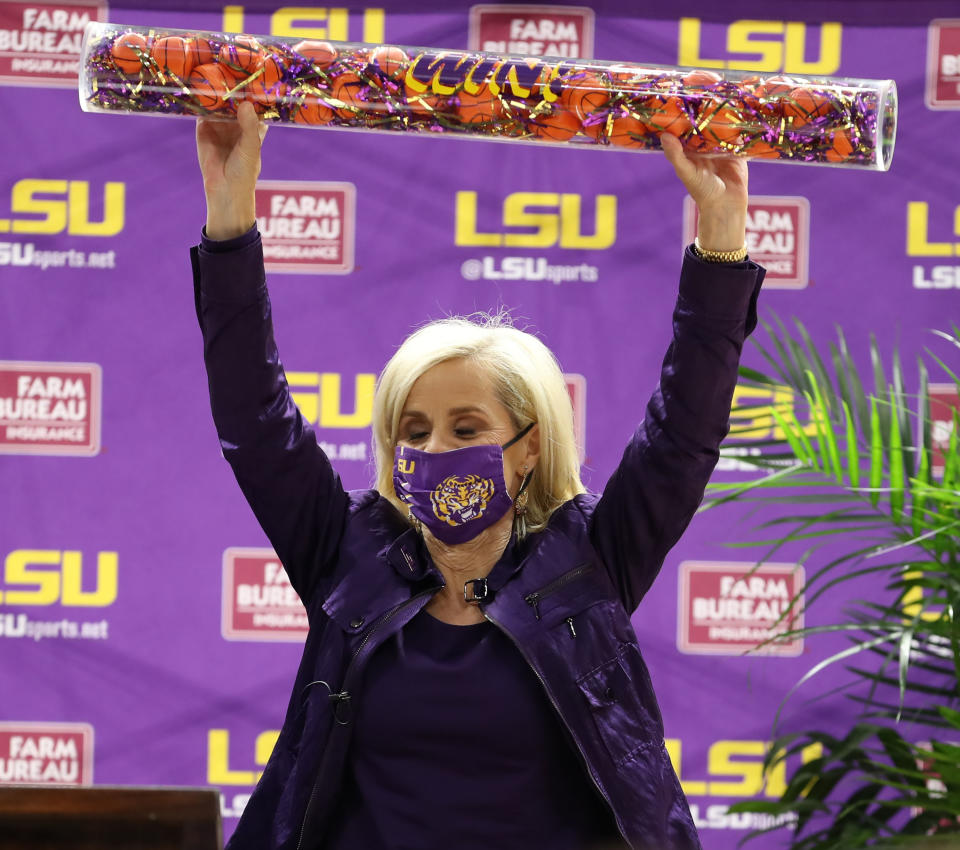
[191,233,765,850]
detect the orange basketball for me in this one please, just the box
[784,88,833,127]
[608,114,649,148]
[754,74,796,98]
[562,74,610,139]
[647,96,692,137]
[111,32,149,76]
[457,85,504,124]
[189,63,235,111]
[699,102,742,145]
[294,92,335,125]
[684,134,720,153]
[561,73,608,117]
[331,72,371,119]
[682,69,722,88]
[405,86,442,117]
[747,74,795,122]
[294,40,338,69]
[244,69,290,114]
[189,37,214,68]
[242,81,273,113]
[369,45,408,80]
[260,55,284,88]
[580,109,609,140]
[745,139,781,159]
[530,104,581,142]
[219,36,263,75]
[579,87,610,119]
[606,64,650,96]
[151,36,195,79]
[825,129,854,163]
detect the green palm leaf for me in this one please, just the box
[708,316,960,850]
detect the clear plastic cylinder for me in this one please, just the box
[80,21,897,170]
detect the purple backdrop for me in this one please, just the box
[2,0,960,846]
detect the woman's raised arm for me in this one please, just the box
[192,102,350,604]
[587,141,763,612]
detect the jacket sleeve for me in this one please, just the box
[191,230,350,605]
[588,246,765,613]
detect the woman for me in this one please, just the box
[194,100,765,850]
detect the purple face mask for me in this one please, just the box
[393,423,534,545]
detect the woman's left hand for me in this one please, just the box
[660,133,748,254]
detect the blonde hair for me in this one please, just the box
[373,314,585,534]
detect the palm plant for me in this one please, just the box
[702,317,960,849]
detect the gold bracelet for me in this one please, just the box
[693,237,748,264]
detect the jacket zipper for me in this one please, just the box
[482,608,630,846]
[295,588,436,850]
[523,562,594,620]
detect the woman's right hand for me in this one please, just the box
[196,100,267,241]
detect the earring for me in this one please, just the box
[514,466,530,516]
[514,488,529,516]
[513,466,532,541]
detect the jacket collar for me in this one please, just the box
[385,525,539,590]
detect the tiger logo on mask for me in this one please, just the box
[430,474,496,528]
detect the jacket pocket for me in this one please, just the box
[576,642,664,767]
[524,562,595,620]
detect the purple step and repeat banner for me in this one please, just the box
[1,0,959,845]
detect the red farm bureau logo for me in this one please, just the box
[684,196,809,289]
[222,548,308,641]
[564,373,586,463]
[927,20,960,109]
[930,383,958,475]
[468,4,595,58]
[0,362,101,456]
[678,562,805,656]
[255,181,355,274]
[0,2,107,88]
[0,723,93,784]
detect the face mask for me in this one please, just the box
[393,423,534,545]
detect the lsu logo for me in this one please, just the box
[718,383,818,472]
[222,6,384,42]
[0,179,124,236]
[207,728,278,786]
[1,550,118,607]
[431,475,495,526]
[907,201,960,289]
[397,457,415,475]
[288,372,375,429]
[208,727,280,818]
[907,201,960,256]
[665,737,821,800]
[678,18,842,74]
[455,191,617,249]
[926,20,960,109]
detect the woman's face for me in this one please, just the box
[396,358,537,494]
